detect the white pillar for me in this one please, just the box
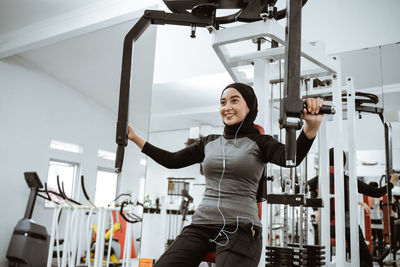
[346,77,360,266]
[331,57,347,266]
[253,58,271,267]
[319,118,331,265]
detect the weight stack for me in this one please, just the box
[265,244,325,267]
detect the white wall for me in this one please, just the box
[0,56,150,266]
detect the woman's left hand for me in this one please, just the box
[303,98,324,139]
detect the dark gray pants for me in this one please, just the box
[154,224,262,267]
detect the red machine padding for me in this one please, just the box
[381,195,391,243]
[363,195,372,252]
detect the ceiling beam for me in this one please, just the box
[0,0,158,59]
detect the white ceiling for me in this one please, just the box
[0,0,98,36]
[1,0,400,132]
[18,20,139,117]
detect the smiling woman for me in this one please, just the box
[127,82,324,267]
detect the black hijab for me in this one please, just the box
[220,83,260,138]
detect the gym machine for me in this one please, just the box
[113,1,337,266]
[165,178,194,248]
[7,172,50,267]
[114,0,337,173]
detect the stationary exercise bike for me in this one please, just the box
[6,172,50,267]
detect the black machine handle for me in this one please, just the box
[115,10,214,173]
[304,102,336,115]
[80,175,91,202]
[56,175,81,205]
[120,201,142,224]
[39,182,63,203]
[280,103,335,167]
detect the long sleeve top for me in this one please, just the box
[142,130,314,227]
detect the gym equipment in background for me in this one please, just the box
[165,178,194,248]
[7,172,50,267]
[43,174,141,267]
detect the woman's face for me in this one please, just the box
[220,87,249,126]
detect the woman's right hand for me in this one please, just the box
[127,124,136,142]
[127,124,146,150]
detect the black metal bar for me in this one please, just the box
[163,0,308,23]
[146,10,213,27]
[62,182,82,205]
[43,183,52,201]
[23,172,43,219]
[279,0,304,167]
[80,175,91,202]
[356,106,384,115]
[304,103,336,115]
[283,0,302,105]
[115,11,213,173]
[55,175,81,205]
[24,188,39,219]
[266,194,323,207]
[115,15,151,173]
[56,175,67,200]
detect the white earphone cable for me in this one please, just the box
[209,113,255,246]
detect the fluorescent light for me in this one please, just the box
[98,150,116,161]
[50,140,83,153]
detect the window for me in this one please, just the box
[94,169,118,207]
[46,160,78,205]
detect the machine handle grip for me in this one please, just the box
[303,103,336,115]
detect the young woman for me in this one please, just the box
[128,83,323,267]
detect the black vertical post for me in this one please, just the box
[114,11,214,173]
[23,172,43,219]
[384,122,396,261]
[24,188,39,219]
[279,0,304,166]
[115,16,151,173]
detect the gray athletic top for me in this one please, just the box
[142,131,314,227]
